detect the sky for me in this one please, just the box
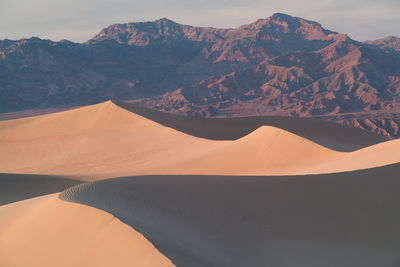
[0,0,399,43]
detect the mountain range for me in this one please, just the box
[1,13,400,138]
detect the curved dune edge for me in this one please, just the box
[303,138,400,174]
[114,100,386,151]
[0,173,83,206]
[0,194,174,267]
[0,100,338,178]
[59,164,400,267]
[0,100,398,179]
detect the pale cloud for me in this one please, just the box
[0,0,398,42]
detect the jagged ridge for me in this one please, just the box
[1,13,400,138]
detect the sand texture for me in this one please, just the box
[0,173,83,205]
[60,164,400,267]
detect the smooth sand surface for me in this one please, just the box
[60,164,400,267]
[0,194,174,267]
[0,100,397,180]
[0,173,83,205]
[305,138,400,174]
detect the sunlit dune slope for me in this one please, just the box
[0,100,217,178]
[0,100,398,179]
[0,194,174,267]
[0,101,337,178]
[158,126,339,175]
[305,138,400,174]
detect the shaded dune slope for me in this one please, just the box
[0,100,394,179]
[114,100,386,152]
[0,194,174,267]
[0,173,83,205]
[60,164,400,267]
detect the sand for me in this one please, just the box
[0,194,174,267]
[0,173,83,205]
[0,100,396,180]
[114,100,385,151]
[60,164,400,267]
[305,137,400,174]
[1,100,400,267]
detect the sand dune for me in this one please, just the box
[157,125,339,176]
[60,163,400,267]
[0,194,174,267]
[305,138,400,174]
[1,100,396,179]
[0,173,82,205]
[1,100,399,267]
[0,100,216,178]
[115,100,385,152]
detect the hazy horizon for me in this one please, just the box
[0,0,399,43]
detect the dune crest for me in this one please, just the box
[0,100,159,140]
[0,101,338,178]
[0,173,83,205]
[114,100,385,151]
[306,138,400,174]
[0,194,174,267]
[159,125,338,175]
[0,100,399,179]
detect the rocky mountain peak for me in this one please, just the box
[365,36,400,52]
[2,14,400,138]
